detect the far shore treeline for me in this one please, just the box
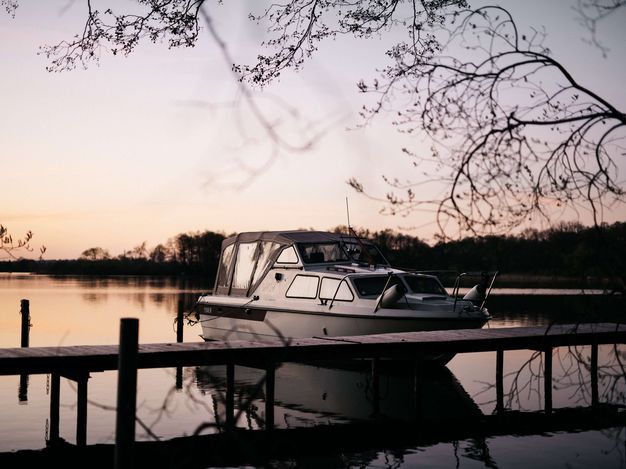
[0,222,624,291]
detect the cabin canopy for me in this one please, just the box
[214,231,389,296]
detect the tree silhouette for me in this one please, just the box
[79,246,111,260]
[349,5,625,237]
[574,0,626,57]
[4,1,625,237]
[0,224,45,260]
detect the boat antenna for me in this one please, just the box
[345,197,376,266]
[345,197,351,235]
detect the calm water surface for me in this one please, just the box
[1,274,625,468]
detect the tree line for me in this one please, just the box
[0,231,227,279]
[0,223,624,290]
[342,222,626,290]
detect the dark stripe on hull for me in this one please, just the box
[204,305,267,322]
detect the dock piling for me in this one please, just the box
[115,318,139,469]
[591,343,599,407]
[19,299,30,403]
[175,299,184,390]
[226,363,235,430]
[76,372,89,446]
[413,359,422,419]
[265,364,275,431]
[20,299,30,348]
[544,347,553,414]
[48,373,60,444]
[496,349,504,413]
[176,298,184,344]
[371,358,380,417]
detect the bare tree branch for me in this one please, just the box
[1,0,17,17]
[0,224,46,260]
[352,6,626,238]
[39,0,206,71]
[574,0,626,57]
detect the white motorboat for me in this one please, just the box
[196,231,495,346]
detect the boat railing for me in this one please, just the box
[327,274,354,310]
[451,270,499,311]
[373,272,396,313]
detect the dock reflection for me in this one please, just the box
[194,360,483,429]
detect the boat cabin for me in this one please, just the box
[213,231,390,297]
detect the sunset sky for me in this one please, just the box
[2,1,625,259]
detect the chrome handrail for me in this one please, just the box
[373,272,395,313]
[451,270,499,312]
[481,270,499,309]
[328,274,353,310]
[452,272,468,312]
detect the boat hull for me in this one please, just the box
[199,307,488,343]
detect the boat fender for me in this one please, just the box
[463,284,485,304]
[377,283,407,309]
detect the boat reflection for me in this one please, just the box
[194,360,483,429]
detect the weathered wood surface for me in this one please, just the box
[0,323,624,376]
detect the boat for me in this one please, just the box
[196,230,496,348]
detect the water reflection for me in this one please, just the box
[487,293,626,327]
[178,352,626,468]
[0,276,210,347]
[1,275,626,467]
[195,361,483,429]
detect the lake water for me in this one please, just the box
[1,274,625,468]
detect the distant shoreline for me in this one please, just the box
[0,264,623,293]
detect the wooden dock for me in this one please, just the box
[2,321,626,467]
[1,322,625,376]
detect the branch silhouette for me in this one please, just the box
[349,6,626,237]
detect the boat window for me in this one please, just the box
[352,276,403,297]
[297,243,349,264]
[276,246,299,264]
[252,241,282,285]
[403,276,448,295]
[286,275,319,299]
[215,244,235,291]
[319,277,354,301]
[231,242,257,290]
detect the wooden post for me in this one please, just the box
[413,359,422,419]
[496,349,504,413]
[19,299,30,402]
[115,318,139,469]
[226,363,235,430]
[371,358,380,417]
[175,367,183,390]
[544,347,553,414]
[18,374,28,403]
[265,364,275,431]
[175,299,184,390]
[48,373,60,444]
[591,343,599,407]
[76,373,89,446]
[176,297,184,343]
[20,299,30,348]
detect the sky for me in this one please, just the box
[1,0,625,259]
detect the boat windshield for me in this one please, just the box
[341,240,388,265]
[352,275,404,297]
[297,242,350,264]
[403,275,448,295]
